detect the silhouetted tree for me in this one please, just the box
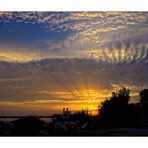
[11,116,45,136]
[73,110,90,124]
[140,89,148,107]
[98,87,134,127]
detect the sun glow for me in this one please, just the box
[0,84,141,116]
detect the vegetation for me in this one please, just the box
[11,116,45,136]
[140,89,148,108]
[98,87,148,128]
[0,87,148,136]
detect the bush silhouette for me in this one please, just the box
[140,89,148,108]
[98,87,133,127]
[73,110,90,124]
[11,116,45,136]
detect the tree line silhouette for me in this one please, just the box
[0,87,148,136]
[98,87,148,128]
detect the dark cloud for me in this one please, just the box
[0,59,147,102]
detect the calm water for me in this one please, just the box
[0,118,52,123]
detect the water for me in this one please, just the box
[0,117,52,123]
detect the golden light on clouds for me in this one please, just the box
[0,51,43,62]
[0,12,147,116]
[0,83,143,116]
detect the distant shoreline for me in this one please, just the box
[0,115,52,118]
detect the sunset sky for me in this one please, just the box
[0,12,148,116]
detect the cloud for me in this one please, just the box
[0,58,146,114]
[0,12,148,114]
[0,58,146,102]
[0,12,148,63]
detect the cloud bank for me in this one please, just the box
[0,12,148,63]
